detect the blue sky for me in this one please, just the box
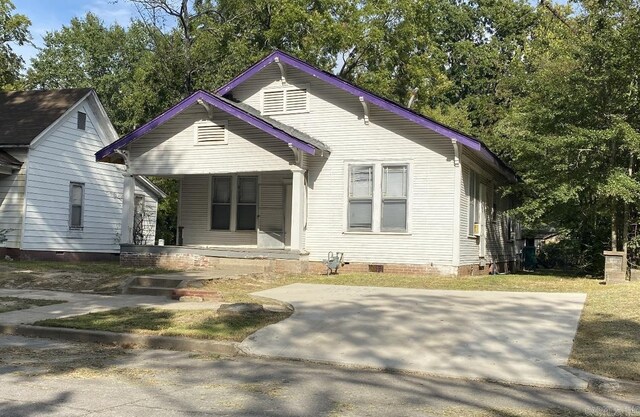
[12,0,138,67]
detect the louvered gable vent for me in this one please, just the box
[262,87,308,115]
[194,120,227,144]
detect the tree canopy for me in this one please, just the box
[0,0,30,89]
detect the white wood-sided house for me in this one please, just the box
[97,51,521,275]
[0,89,165,261]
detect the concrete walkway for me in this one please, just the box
[0,289,221,325]
[241,284,588,389]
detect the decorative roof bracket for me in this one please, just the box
[452,139,460,167]
[274,57,286,85]
[196,98,214,119]
[359,96,369,125]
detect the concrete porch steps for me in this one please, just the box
[124,275,186,297]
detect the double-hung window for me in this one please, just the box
[211,176,232,230]
[381,165,408,231]
[69,182,84,230]
[348,165,374,231]
[237,177,257,230]
[468,170,481,236]
[211,175,258,231]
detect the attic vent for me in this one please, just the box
[194,120,227,145]
[261,87,308,115]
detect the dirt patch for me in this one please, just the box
[0,270,125,294]
[0,297,65,313]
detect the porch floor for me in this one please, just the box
[120,244,305,260]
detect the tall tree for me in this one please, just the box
[0,0,30,89]
[494,0,640,273]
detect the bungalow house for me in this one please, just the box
[97,51,521,275]
[0,88,165,261]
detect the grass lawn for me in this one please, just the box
[202,272,640,381]
[35,307,291,342]
[0,296,65,313]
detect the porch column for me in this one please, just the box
[290,167,306,252]
[120,174,135,244]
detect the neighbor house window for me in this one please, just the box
[77,112,86,130]
[236,176,257,230]
[467,170,481,236]
[381,165,408,232]
[211,176,232,230]
[348,165,374,231]
[261,87,309,115]
[69,182,84,229]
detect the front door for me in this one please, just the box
[257,184,285,249]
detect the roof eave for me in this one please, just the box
[96,90,321,162]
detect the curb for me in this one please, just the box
[0,324,239,356]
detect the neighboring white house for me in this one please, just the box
[0,88,165,261]
[97,51,521,275]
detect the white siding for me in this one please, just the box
[459,148,519,266]
[178,172,289,247]
[0,149,28,248]
[21,102,125,253]
[128,104,294,176]
[231,64,456,266]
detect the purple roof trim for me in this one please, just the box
[217,50,516,180]
[95,90,318,161]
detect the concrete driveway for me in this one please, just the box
[240,284,587,389]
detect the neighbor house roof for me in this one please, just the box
[135,176,168,200]
[216,50,516,182]
[95,89,329,163]
[0,88,93,145]
[0,150,22,168]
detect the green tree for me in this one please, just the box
[494,0,640,273]
[0,0,30,89]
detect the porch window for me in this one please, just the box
[237,176,257,230]
[211,176,231,230]
[348,165,373,230]
[381,165,408,232]
[69,182,84,229]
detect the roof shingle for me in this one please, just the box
[0,88,92,145]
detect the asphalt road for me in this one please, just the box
[0,335,638,417]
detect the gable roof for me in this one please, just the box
[96,90,329,163]
[216,50,515,182]
[135,176,167,200]
[0,88,93,146]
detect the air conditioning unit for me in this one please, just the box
[473,223,481,237]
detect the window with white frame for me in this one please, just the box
[348,165,374,231]
[77,112,86,130]
[347,163,410,233]
[69,182,84,229]
[261,87,309,115]
[381,165,408,231]
[467,170,482,236]
[211,176,232,230]
[236,177,257,230]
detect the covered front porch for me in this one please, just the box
[120,166,308,257]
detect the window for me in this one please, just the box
[381,165,408,231]
[211,176,231,230]
[261,87,309,115]
[77,112,86,130]
[236,177,257,230]
[348,165,374,231]
[467,170,481,236]
[133,195,145,244]
[194,120,227,144]
[69,183,84,229]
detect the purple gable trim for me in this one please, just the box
[217,51,516,180]
[95,90,318,161]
